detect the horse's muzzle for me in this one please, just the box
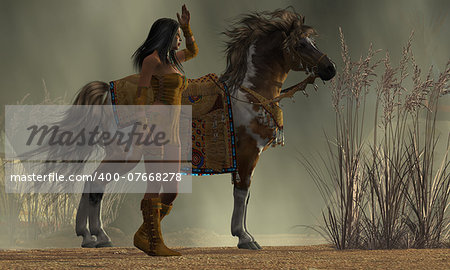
[318,60,336,81]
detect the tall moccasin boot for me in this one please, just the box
[133,198,180,256]
[134,202,173,250]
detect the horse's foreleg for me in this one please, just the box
[75,183,97,248]
[231,172,262,250]
[231,129,263,250]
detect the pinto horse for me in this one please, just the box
[33,9,336,250]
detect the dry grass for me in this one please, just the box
[0,80,126,244]
[301,28,449,249]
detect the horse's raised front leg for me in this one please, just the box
[231,176,262,250]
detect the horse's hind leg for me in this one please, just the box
[86,145,143,248]
[88,183,113,248]
[231,172,262,250]
[75,182,97,248]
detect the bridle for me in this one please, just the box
[287,35,327,77]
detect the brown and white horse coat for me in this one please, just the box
[222,15,335,248]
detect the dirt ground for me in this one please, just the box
[0,245,449,270]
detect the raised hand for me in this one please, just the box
[176,4,190,26]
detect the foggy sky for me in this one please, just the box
[0,0,449,243]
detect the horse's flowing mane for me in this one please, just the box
[220,7,316,92]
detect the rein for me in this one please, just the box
[212,75,316,107]
[238,75,317,106]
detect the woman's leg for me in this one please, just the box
[143,146,163,199]
[160,143,181,205]
[134,145,180,256]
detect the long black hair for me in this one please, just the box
[132,18,183,73]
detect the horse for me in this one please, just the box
[42,8,336,250]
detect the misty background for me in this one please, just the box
[0,0,449,247]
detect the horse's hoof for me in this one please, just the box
[237,241,259,250]
[80,235,97,248]
[95,241,113,248]
[81,240,97,248]
[253,241,262,249]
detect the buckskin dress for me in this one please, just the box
[110,24,198,148]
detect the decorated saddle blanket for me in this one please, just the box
[181,73,237,175]
[109,73,237,175]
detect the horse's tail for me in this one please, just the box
[19,81,113,192]
[73,81,110,105]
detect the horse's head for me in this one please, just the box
[283,17,336,81]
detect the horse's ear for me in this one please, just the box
[288,21,296,33]
[288,19,300,34]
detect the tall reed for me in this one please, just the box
[302,29,449,249]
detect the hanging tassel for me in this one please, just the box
[263,110,269,126]
[271,125,277,147]
[271,127,285,147]
[258,107,264,119]
[279,128,285,146]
